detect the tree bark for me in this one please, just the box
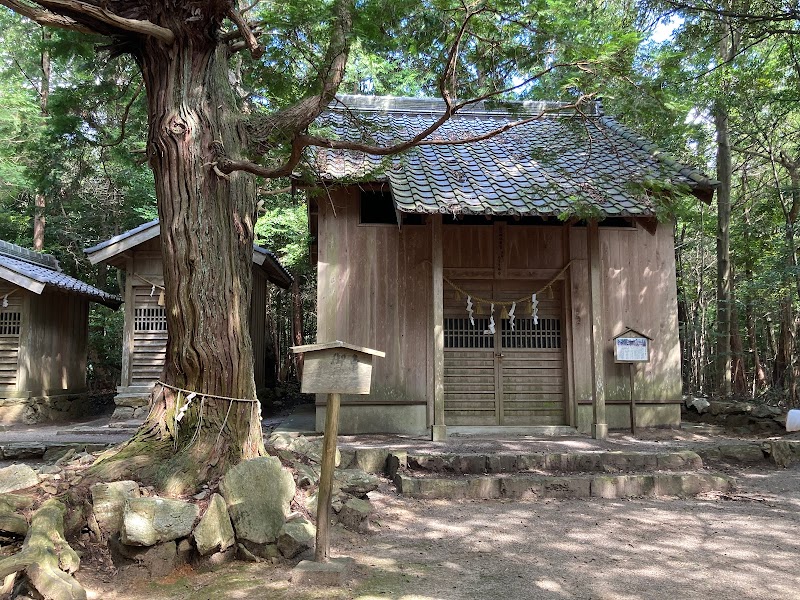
[95,14,265,493]
[33,29,50,251]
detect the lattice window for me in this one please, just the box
[0,311,21,336]
[134,307,167,332]
[444,317,495,349]
[501,317,561,349]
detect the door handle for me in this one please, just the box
[495,353,504,358]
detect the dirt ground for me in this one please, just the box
[75,462,800,600]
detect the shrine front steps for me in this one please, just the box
[387,450,736,500]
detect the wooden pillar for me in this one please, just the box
[315,392,341,562]
[431,215,446,441]
[588,221,607,439]
[121,257,135,389]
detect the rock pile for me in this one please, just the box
[0,431,382,589]
[684,397,786,433]
[268,431,380,533]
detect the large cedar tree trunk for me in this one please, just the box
[96,17,264,493]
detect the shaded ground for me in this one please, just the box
[75,462,800,600]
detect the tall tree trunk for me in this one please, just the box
[291,276,304,380]
[775,298,795,403]
[714,102,732,398]
[96,29,264,494]
[730,287,747,395]
[33,29,50,251]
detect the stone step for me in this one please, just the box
[390,450,704,477]
[394,471,735,500]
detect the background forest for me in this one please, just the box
[0,0,796,407]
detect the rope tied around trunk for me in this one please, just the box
[154,381,261,448]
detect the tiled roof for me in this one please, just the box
[85,221,293,290]
[309,95,718,217]
[0,243,122,308]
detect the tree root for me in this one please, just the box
[0,499,86,600]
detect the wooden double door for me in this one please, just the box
[443,280,566,426]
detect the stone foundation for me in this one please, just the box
[0,392,92,425]
[111,386,151,421]
[315,404,427,435]
[576,403,681,434]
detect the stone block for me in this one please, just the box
[42,445,75,462]
[515,454,546,471]
[220,456,295,546]
[407,454,446,472]
[465,476,501,499]
[573,453,603,472]
[353,448,389,473]
[486,454,517,473]
[338,449,356,469]
[288,436,340,466]
[111,407,135,420]
[2,444,46,460]
[192,493,235,556]
[718,444,765,463]
[121,497,199,546]
[656,451,703,471]
[591,475,654,499]
[653,473,734,497]
[239,540,280,561]
[545,453,579,472]
[395,474,470,499]
[91,480,141,537]
[294,462,319,488]
[336,497,372,532]
[764,441,800,467]
[291,558,353,586]
[334,469,380,496]
[0,464,39,494]
[541,476,591,499]
[277,517,316,558]
[111,538,178,578]
[451,455,488,474]
[500,476,545,499]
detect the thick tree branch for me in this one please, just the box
[0,0,93,33]
[245,0,354,148]
[33,0,175,44]
[227,6,262,58]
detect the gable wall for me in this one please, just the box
[121,244,271,391]
[569,223,682,419]
[315,187,432,411]
[17,288,88,395]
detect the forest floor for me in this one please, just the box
[74,460,800,600]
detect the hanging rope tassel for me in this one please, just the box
[486,303,496,335]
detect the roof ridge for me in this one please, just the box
[332,94,601,118]
[0,240,61,271]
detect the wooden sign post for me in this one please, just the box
[612,328,652,435]
[291,341,385,563]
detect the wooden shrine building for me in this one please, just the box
[85,220,292,419]
[0,240,121,424]
[302,95,718,438]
